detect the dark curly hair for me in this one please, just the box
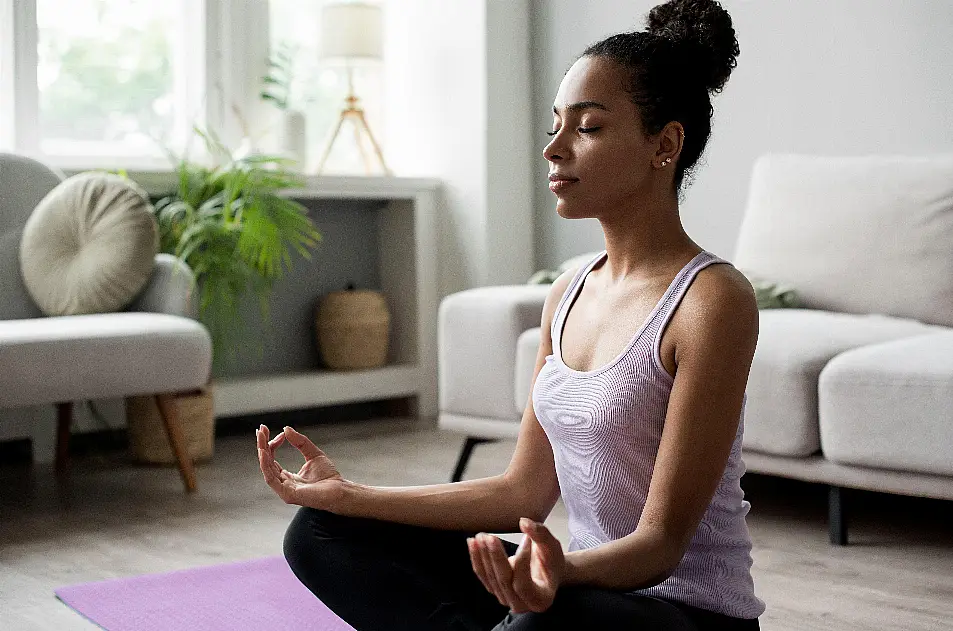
[582,0,739,191]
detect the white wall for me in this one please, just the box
[531,0,953,270]
[384,0,534,295]
[485,0,534,286]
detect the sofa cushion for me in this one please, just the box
[19,172,158,316]
[819,331,953,476]
[0,313,211,408]
[743,309,946,457]
[0,154,63,320]
[733,154,953,328]
[0,230,43,320]
[438,285,550,421]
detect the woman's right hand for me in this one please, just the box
[256,424,347,510]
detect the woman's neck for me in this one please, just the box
[597,194,699,285]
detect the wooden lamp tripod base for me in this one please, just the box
[314,81,391,176]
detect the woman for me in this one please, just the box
[257,0,764,628]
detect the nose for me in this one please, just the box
[543,134,566,163]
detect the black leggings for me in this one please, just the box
[283,507,760,631]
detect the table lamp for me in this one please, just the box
[313,1,391,175]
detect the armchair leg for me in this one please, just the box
[829,485,848,546]
[55,402,73,477]
[155,394,197,493]
[451,437,496,482]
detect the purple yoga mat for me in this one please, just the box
[55,555,356,631]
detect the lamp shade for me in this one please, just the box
[319,2,383,63]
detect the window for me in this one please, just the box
[268,0,384,174]
[1,0,385,173]
[0,1,17,152]
[3,0,207,169]
[35,0,202,162]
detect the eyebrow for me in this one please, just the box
[553,101,610,115]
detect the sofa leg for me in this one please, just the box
[55,402,73,477]
[451,437,496,482]
[155,394,197,493]
[829,485,848,546]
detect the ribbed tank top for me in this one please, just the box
[532,249,765,620]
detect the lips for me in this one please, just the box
[548,174,579,194]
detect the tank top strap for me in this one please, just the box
[550,251,608,340]
[645,250,733,354]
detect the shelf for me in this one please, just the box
[285,175,440,201]
[75,168,440,199]
[213,363,421,418]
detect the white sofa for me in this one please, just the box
[438,154,953,545]
[0,153,212,492]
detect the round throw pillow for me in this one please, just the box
[19,172,158,316]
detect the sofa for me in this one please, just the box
[0,153,212,492]
[438,153,953,545]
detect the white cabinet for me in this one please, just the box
[213,175,440,420]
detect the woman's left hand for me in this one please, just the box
[467,518,565,613]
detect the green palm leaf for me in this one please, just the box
[153,128,320,370]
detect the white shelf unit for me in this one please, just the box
[213,175,441,420]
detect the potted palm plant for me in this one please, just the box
[126,129,321,465]
[156,128,321,363]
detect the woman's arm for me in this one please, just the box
[328,271,577,534]
[561,266,760,590]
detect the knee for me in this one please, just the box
[492,587,698,631]
[493,593,586,631]
[282,507,336,571]
[283,507,367,559]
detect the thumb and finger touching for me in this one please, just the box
[283,426,324,460]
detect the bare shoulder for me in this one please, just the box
[541,267,579,332]
[675,262,759,350]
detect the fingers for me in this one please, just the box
[268,432,286,450]
[282,426,324,460]
[477,534,508,606]
[511,533,532,575]
[258,425,285,452]
[485,535,523,608]
[467,537,494,595]
[469,533,530,612]
[259,424,289,475]
[520,518,559,567]
[469,534,505,605]
[511,535,537,611]
[257,428,297,503]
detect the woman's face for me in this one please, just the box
[543,55,661,219]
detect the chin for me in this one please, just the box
[554,198,593,219]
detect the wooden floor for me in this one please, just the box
[1,416,952,630]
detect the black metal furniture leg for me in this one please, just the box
[829,485,848,546]
[451,437,496,482]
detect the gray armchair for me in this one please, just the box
[0,153,212,493]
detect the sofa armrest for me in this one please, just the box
[128,253,198,318]
[438,284,550,422]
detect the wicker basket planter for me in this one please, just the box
[315,287,391,370]
[126,385,215,464]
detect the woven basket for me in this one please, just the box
[126,386,215,464]
[315,288,390,370]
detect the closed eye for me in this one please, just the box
[546,127,601,137]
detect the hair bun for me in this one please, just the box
[645,0,739,94]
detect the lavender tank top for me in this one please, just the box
[532,250,765,619]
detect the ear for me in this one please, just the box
[655,122,685,168]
